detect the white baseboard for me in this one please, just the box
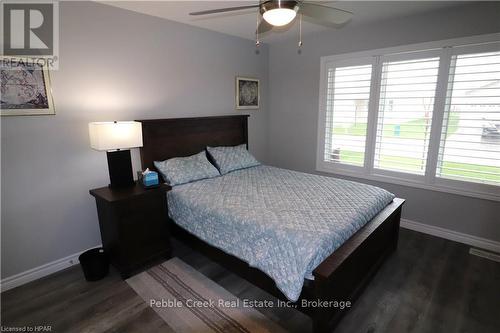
[401,219,500,254]
[0,244,101,293]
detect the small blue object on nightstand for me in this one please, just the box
[142,169,159,187]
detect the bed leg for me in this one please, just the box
[391,207,402,251]
[312,312,333,333]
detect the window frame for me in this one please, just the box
[317,33,500,202]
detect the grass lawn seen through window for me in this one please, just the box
[332,114,459,140]
[337,150,500,184]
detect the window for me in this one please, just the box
[317,36,500,201]
[437,51,500,186]
[324,63,372,167]
[375,56,440,175]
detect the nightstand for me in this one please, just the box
[90,183,171,278]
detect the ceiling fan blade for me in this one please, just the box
[299,3,353,25]
[256,19,273,34]
[189,5,259,16]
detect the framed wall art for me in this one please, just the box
[236,76,259,110]
[1,57,55,116]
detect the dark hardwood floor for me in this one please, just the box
[1,229,499,332]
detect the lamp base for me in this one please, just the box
[106,150,135,189]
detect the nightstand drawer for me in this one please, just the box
[115,194,168,237]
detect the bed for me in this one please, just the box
[138,115,405,332]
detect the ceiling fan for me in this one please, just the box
[189,1,353,37]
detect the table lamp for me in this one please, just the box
[89,121,143,188]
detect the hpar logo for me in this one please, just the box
[1,0,59,69]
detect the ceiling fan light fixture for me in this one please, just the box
[263,8,296,26]
[261,1,298,27]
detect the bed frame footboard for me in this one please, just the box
[310,198,403,332]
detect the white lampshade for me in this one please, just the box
[89,121,143,151]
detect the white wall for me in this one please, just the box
[1,1,269,278]
[2,1,500,282]
[267,3,500,242]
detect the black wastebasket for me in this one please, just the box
[79,248,109,281]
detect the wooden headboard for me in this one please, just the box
[137,115,249,171]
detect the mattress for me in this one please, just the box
[167,165,395,301]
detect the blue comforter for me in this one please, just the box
[167,165,395,301]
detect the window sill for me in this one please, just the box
[317,162,500,203]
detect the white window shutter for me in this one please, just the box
[374,57,440,175]
[437,51,500,186]
[324,64,372,167]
